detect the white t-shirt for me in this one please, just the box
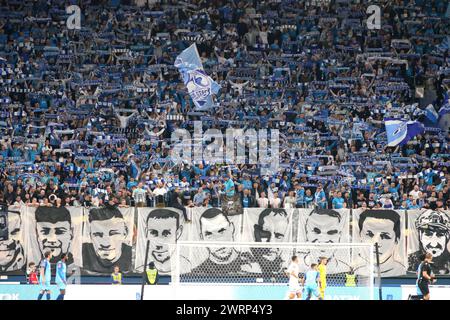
[180,181,190,190]
[153,187,168,196]
[287,262,300,289]
[259,31,268,44]
[409,190,421,200]
[133,188,147,203]
[257,197,269,208]
[270,197,281,208]
[283,196,296,208]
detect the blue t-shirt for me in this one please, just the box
[242,179,253,190]
[180,170,191,181]
[304,195,314,206]
[296,189,305,205]
[56,260,67,284]
[304,270,319,287]
[332,197,345,209]
[224,178,235,197]
[315,190,326,208]
[242,196,250,208]
[127,181,138,190]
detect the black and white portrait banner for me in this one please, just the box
[81,206,134,275]
[183,207,250,276]
[134,207,189,275]
[407,209,450,275]
[352,209,407,277]
[241,208,294,276]
[5,205,440,278]
[23,206,83,269]
[296,208,351,274]
[0,205,25,273]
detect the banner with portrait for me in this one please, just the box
[406,209,450,275]
[0,205,7,242]
[0,205,26,273]
[296,208,351,274]
[352,209,407,277]
[241,208,294,277]
[134,207,189,275]
[81,206,134,275]
[23,206,83,270]
[180,207,257,278]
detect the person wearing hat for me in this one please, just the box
[408,209,450,275]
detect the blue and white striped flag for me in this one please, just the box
[385,118,425,147]
[174,43,221,110]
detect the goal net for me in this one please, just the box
[170,241,375,300]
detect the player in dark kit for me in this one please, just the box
[416,252,436,300]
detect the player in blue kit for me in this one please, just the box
[56,254,68,300]
[302,263,323,300]
[37,251,52,300]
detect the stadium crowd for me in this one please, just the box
[0,0,449,212]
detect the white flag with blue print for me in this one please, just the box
[175,43,221,110]
[385,118,425,147]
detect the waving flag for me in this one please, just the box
[174,43,221,110]
[385,118,425,147]
[438,92,450,132]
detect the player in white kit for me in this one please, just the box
[286,255,302,300]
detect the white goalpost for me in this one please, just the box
[170,241,375,300]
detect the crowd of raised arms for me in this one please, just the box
[0,0,449,212]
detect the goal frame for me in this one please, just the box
[172,241,375,300]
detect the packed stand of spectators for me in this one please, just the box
[0,0,449,212]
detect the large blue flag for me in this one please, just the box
[438,93,450,132]
[385,118,425,147]
[174,43,221,110]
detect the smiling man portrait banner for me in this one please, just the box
[23,206,83,270]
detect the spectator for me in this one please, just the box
[332,191,345,209]
[0,0,448,213]
[257,191,269,208]
[111,265,122,285]
[26,262,38,285]
[241,188,256,208]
